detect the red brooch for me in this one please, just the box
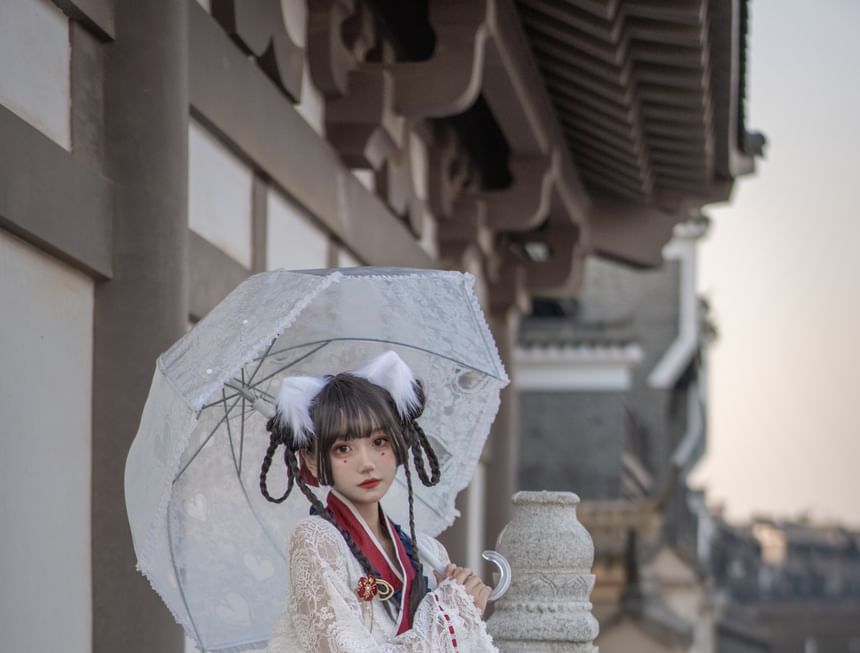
[356,575,379,602]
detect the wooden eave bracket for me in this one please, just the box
[375,138,425,238]
[484,150,560,232]
[437,196,489,263]
[212,0,305,103]
[307,0,357,97]
[481,0,591,231]
[326,68,404,169]
[588,196,683,268]
[426,126,474,220]
[310,0,492,118]
[523,222,585,295]
[307,0,594,293]
[387,0,493,119]
[307,1,404,170]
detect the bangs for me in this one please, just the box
[319,388,393,442]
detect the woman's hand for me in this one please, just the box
[435,563,491,616]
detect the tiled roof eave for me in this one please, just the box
[514,0,757,212]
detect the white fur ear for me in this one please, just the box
[275,376,328,448]
[351,350,420,420]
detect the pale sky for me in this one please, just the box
[691,0,860,526]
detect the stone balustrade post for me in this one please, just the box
[486,491,600,652]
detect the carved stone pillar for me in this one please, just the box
[487,492,600,653]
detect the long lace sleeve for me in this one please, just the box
[267,519,496,653]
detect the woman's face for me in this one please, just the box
[325,429,398,508]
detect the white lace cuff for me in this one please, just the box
[429,579,496,653]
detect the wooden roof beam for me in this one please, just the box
[587,196,682,268]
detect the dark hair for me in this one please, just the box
[260,372,441,623]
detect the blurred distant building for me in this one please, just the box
[714,516,860,603]
[2,0,761,651]
[712,517,860,653]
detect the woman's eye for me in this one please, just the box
[334,444,350,455]
[373,437,389,448]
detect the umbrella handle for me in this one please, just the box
[416,537,512,602]
[481,550,512,601]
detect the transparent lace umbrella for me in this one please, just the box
[124,268,509,652]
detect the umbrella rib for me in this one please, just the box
[247,335,278,386]
[239,369,246,474]
[201,384,273,412]
[174,394,242,483]
[197,335,280,410]
[199,340,327,411]
[262,337,505,380]
[197,334,316,411]
[166,499,205,646]
[222,389,242,477]
[198,382,275,408]
[243,340,332,392]
[220,390,290,567]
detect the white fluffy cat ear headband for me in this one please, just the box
[273,350,421,448]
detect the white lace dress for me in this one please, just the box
[266,516,498,653]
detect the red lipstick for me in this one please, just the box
[358,478,382,489]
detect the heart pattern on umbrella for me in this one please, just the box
[243,553,275,581]
[185,493,208,521]
[216,591,251,626]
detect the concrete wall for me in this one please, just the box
[0,229,94,652]
[189,119,254,268]
[267,189,330,270]
[0,0,70,148]
[519,391,626,499]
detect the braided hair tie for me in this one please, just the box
[259,419,296,503]
[410,421,440,487]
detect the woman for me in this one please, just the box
[260,351,497,653]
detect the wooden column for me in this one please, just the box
[484,304,522,549]
[484,264,529,553]
[92,1,189,651]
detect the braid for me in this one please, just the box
[284,450,384,580]
[402,461,428,619]
[260,427,294,503]
[409,421,441,487]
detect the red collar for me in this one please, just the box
[326,491,417,633]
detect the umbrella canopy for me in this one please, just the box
[125,267,508,652]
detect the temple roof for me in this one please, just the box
[516,0,762,205]
[304,0,765,293]
[513,0,765,266]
